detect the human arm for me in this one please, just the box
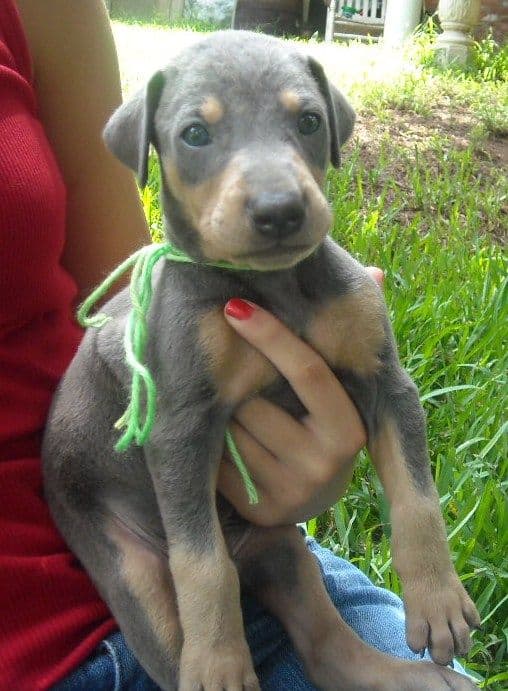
[16,0,149,300]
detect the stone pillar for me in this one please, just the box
[435,0,482,65]
[383,0,423,47]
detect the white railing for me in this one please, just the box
[326,0,388,41]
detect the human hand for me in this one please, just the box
[217,267,384,527]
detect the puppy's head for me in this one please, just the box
[105,31,355,270]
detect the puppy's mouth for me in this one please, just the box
[231,242,317,270]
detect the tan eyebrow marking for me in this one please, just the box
[200,96,225,124]
[279,89,301,113]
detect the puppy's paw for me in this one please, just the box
[404,575,480,665]
[179,640,260,691]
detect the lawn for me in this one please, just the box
[112,21,507,688]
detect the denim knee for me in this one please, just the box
[54,631,161,690]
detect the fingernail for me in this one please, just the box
[225,298,256,320]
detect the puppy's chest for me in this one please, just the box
[198,282,386,406]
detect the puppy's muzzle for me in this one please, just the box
[248,190,305,240]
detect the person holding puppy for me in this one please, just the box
[0,0,466,688]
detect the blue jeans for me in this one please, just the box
[55,537,466,690]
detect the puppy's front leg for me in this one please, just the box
[369,368,480,665]
[145,412,259,691]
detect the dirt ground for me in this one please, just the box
[354,104,508,171]
[349,102,508,243]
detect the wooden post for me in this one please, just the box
[158,0,185,21]
[435,0,481,66]
[383,0,423,47]
[303,0,310,25]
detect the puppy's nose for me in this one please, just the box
[249,191,305,239]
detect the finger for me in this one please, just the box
[234,397,316,464]
[225,417,317,508]
[365,266,384,286]
[224,299,363,432]
[219,461,277,525]
[225,421,282,489]
[218,426,287,521]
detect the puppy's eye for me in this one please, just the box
[298,112,321,135]
[181,124,211,147]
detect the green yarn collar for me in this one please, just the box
[77,242,258,504]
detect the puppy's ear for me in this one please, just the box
[307,57,355,168]
[103,71,165,187]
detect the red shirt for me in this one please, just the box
[0,1,115,687]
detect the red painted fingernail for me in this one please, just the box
[225,298,256,320]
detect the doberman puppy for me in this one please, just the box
[43,31,480,690]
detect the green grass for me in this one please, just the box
[356,65,508,138]
[315,140,507,688]
[113,21,508,688]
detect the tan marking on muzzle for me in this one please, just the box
[199,307,278,404]
[279,89,301,113]
[200,96,225,124]
[108,519,182,655]
[163,157,253,262]
[311,164,326,188]
[163,160,218,229]
[306,281,385,376]
[163,149,329,268]
[291,151,329,221]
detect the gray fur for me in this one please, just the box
[104,70,165,186]
[43,31,476,691]
[307,55,355,165]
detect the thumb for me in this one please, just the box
[365,266,384,287]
